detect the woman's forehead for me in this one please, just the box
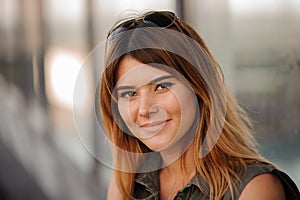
[116,56,173,86]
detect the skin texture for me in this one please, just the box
[107,56,286,200]
[116,56,197,152]
[101,10,296,200]
[239,173,286,200]
[107,173,120,200]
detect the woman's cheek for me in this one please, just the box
[118,101,137,127]
[118,102,130,124]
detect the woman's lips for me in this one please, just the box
[140,119,170,133]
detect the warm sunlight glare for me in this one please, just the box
[46,49,88,109]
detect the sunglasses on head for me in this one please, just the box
[107,11,177,42]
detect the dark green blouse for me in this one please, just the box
[133,162,299,200]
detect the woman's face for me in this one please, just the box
[115,56,197,151]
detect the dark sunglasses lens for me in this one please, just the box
[144,12,175,27]
[107,12,176,42]
[107,19,134,41]
[107,26,126,41]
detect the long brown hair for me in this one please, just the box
[100,10,271,199]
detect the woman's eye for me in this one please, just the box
[119,91,137,99]
[155,82,174,91]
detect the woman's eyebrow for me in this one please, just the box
[116,85,135,92]
[150,75,175,83]
[116,75,176,91]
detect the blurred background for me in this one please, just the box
[0,0,299,199]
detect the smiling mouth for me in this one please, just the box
[140,119,170,133]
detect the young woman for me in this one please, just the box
[100,11,299,200]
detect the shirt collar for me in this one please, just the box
[134,153,209,195]
[135,170,209,195]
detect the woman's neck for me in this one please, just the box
[159,145,196,200]
[160,143,196,178]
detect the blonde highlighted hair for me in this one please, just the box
[100,10,271,199]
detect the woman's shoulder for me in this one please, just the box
[224,161,300,200]
[106,173,120,200]
[239,172,285,200]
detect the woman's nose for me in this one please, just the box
[138,93,159,117]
